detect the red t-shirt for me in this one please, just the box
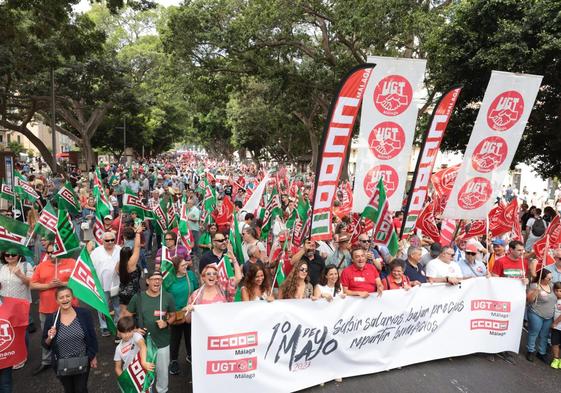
[31,258,79,313]
[382,274,410,290]
[340,263,380,293]
[491,255,528,279]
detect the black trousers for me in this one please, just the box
[58,366,90,393]
[170,322,192,361]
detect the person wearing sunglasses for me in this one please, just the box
[90,232,121,337]
[341,248,383,298]
[457,244,487,279]
[425,246,463,285]
[184,261,242,313]
[357,235,384,272]
[278,260,314,299]
[30,242,78,375]
[0,250,34,369]
[198,232,230,273]
[154,231,189,270]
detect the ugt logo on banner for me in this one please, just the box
[471,136,508,173]
[364,165,398,199]
[457,177,492,210]
[368,121,405,160]
[374,75,413,116]
[487,91,524,131]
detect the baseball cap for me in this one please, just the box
[465,244,478,253]
[492,238,506,246]
[147,269,163,279]
[104,214,113,220]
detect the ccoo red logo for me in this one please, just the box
[470,319,509,332]
[0,319,15,352]
[487,90,524,131]
[363,165,398,199]
[368,121,405,160]
[471,136,508,173]
[457,177,492,210]
[373,75,412,116]
[207,331,258,350]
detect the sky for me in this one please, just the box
[73,0,182,13]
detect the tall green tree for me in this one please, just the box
[425,0,561,178]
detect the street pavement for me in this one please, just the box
[15,296,561,393]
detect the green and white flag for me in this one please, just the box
[369,179,400,257]
[217,254,241,302]
[151,200,167,236]
[160,245,176,290]
[14,171,39,202]
[117,334,157,393]
[122,189,153,220]
[0,214,32,257]
[275,260,286,287]
[0,180,15,202]
[260,186,282,241]
[56,181,81,215]
[229,211,244,265]
[34,201,57,241]
[178,196,195,252]
[68,248,116,334]
[52,208,80,258]
[93,167,113,246]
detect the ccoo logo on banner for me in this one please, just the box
[443,71,542,219]
[353,57,426,212]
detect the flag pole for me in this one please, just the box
[159,280,163,321]
[51,307,61,333]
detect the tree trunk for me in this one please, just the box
[81,136,94,171]
[308,127,319,171]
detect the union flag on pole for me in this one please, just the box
[34,201,57,240]
[56,181,81,215]
[52,208,80,258]
[68,248,116,334]
[370,179,399,256]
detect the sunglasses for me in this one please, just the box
[5,254,18,258]
[466,252,476,256]
[299,268,308,273]
[359,240,370,243]
[165,238,174,241]
[205,271,218,277]
[46,251,54,255]
[214,239,227,243]
[104,239,116,243]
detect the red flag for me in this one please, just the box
[488,201,511,237]
[0,297,29,369]
[431,164,460,197]
[415,202,440,243]
[212,197,234,227]
[533,215,561,260]
[439,218,456,246]
[459,220,486,239]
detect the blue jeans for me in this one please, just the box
[98,290,120,331]
[527,309,553,354]
[0,367,12,393]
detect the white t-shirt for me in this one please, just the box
[426,258,463,279]
[554,299,561,331]
[91,245,122,291]
[114,332,143,369]
[0,261,34,301]
[316,284,342,299]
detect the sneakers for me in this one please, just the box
[169,360,180,375]
[114,337,121,345]
[101,328,111,337]
[551,358,560,369]
[525,351,535,362]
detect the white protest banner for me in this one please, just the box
[353,56,426,212]
[443,71,542,219]
[192,278,524,393]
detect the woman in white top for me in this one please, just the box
[313,264,345,302]
[0,250,33,301]
[241,263,274,302]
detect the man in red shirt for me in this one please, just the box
[491,240,529,282]
[341,248,383,298]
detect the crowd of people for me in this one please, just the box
[0,152,560,393]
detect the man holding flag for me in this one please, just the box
[127,269,175,393]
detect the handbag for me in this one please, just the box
[110,274,120,297]
[80,221,90,230]
[56,356,89,376]
[173,273,192,325]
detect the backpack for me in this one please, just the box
[531,218,546,237]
